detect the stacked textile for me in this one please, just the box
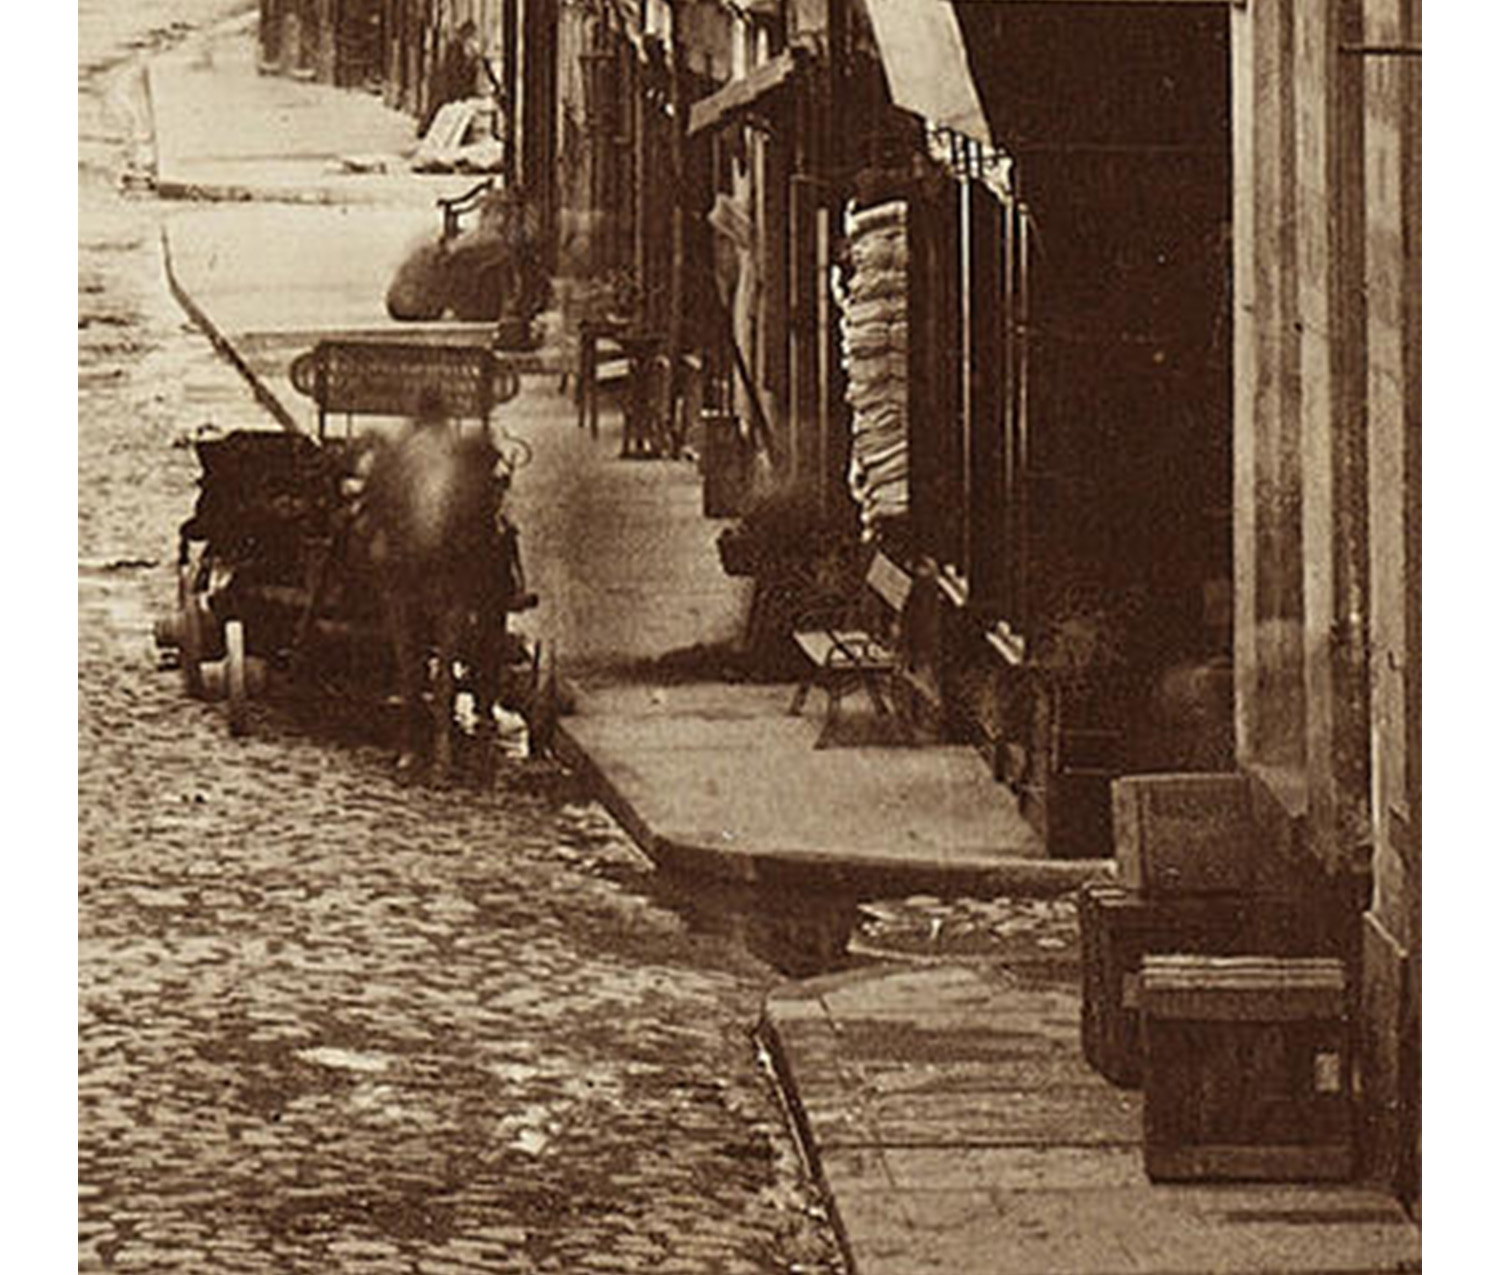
[837,200,910,538]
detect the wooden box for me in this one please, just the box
[1078,882,1247,1087]
[1112,773,1253,895]
[1141,956,1353,1182]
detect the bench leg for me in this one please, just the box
[788,679,812,717]
[575,336,590,429]
[875,677,919,744]
[814,685,844,749]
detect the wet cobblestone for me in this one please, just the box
[78,7,842,1271]
[851,894,1080,966]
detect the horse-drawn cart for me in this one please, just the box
[156,339,551,769]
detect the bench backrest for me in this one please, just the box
[290,340,520,437]
[866,551,914,615]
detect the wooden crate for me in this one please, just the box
[1078,882,1248,1087]
[1141,956,1353,1182]
[1112,773,1253,895]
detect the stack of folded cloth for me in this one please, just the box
[837,201,911,537]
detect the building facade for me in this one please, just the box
[1228,0,1421,1204]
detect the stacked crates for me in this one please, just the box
[1081,773,1357,1182]
[1140,955,1354,1181]
[1079,775,1252,1087]
[1077,882,1246,1087]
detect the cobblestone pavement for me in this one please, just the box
[78,6,845,1271]
[850,894,1080,967]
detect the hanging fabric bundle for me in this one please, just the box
[836,199,911,538]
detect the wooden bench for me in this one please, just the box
[788,551,915,748]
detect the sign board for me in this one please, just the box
[290,341,520,430]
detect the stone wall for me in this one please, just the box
[1229,0,1420,1204]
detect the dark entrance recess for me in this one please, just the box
[943,2,1233,854]
[520,0,560,271]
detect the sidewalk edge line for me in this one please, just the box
[160,225,301,434]
[754,1009,861,1275]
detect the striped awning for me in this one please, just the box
[861,0,992,146]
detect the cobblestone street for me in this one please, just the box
[77,5,844,1271]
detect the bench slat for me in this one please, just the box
[866,551,914,613]
[794,629,896,670]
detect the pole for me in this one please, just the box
[664,0,689,455]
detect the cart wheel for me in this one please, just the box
[225,619,249,737]
[178,553,207,700]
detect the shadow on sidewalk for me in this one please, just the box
[648,869,864,979]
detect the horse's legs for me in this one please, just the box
[382,580,423,776]
[470,607,506,781]
[430,603,463,785]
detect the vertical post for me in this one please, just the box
[998,195,1015,619]
[1297,0,1373,869]
[664,0,689,455]
[502,0,519,189]
[959,169,974,583]
[968,178,1002,612]
[1233,0,1307,777]
[632,52,647,325]
[827,0,848,182]
[1015,202,1030,639]
[790,172,821,494]
[1358,0,1421,1204]
[817,204,837,508]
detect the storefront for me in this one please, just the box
[832,0,1234,852]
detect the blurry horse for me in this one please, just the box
[354,401,524,782]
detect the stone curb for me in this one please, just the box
[160,225,303,433]
[154,177,367,206]
[752,1007,858,1273]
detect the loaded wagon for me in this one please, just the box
[155,339,548,751]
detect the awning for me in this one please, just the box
[687,49,801,136]
[860,0,992,146]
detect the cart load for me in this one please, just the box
[156,339,553,772]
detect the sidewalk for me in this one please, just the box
[149,13,476,207]
[151,19,535,434]
[762,962,1422,1274]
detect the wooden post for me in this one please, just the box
[664,0,689,455]
[501,0,519,188]
[632,54,647,324]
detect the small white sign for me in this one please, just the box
[1314,1051,1343,1094]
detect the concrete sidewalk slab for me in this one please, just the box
[762,964,1422,1274]
[164,205,436,330]
[149,21,477,206]
[497,403,752,675]
[555,675,1056,882]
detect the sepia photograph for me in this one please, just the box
[70,1,1429,1271]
